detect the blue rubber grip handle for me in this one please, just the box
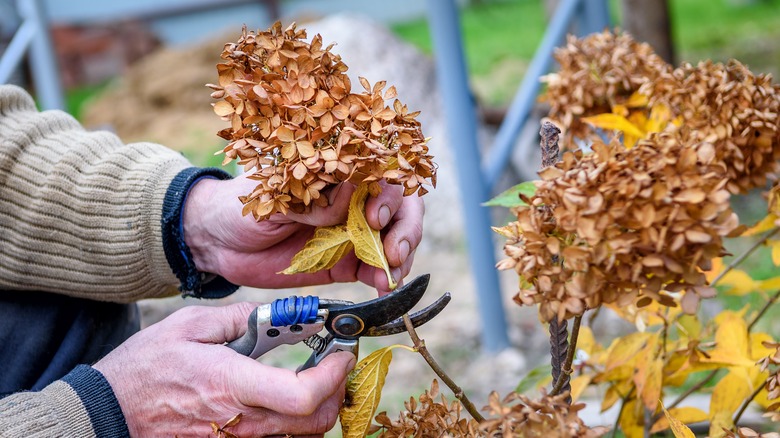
[271,295,319,326]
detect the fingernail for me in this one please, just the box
[378,205,391,228]
[347,356,357,371]
[399,239,410,262]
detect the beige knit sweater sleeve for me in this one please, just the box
[0,84,193,302]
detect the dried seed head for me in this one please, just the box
[508,30,780,322]
[211,22,437,220]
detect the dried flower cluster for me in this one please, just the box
[498,132,738,321]
[208,22,436,220]
[758,341,780,423]
[542,30,670,148]
[644,59,780,193]
[479,390,608,437]
[500,30,780,321]
[723,427,780,438]
[544,31,780,194]
[372,382,605,437]
[371,380,481,437]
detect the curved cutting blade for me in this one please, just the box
[323,274,430,339]
[364,291,451,337]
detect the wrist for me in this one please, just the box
[183,177,222,274]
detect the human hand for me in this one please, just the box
[183,174,424,295]
[93,302,355,437]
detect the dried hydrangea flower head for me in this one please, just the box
[480,390,608,437]
[506,30,780,322]
[645,59,780,194]
[208,22,436,220]
[542,30,671,149]
[498,133,738,322]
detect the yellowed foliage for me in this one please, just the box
[709,370,753,437]
[618,399,644,438]
[582,113,645,138]
[280,225,353,274]
[340,345,411,437]
[650,406,706,434]
[633,336,663,411]
[771,240,780,266]
[742,214,778,236]
[570,375,592,403]
[700,311,755,367]
[603,332,653,375]
[347,184,396,289]
[662,404,697,438]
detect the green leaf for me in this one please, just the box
[515,363,552,394]
[483,181,537,207]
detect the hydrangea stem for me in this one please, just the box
[402,314,485,422]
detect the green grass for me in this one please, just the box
[65,81,110,120]
[392,0,547,76]
[390,0,780,105]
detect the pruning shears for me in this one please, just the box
[226,274,450,370]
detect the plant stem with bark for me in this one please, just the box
[538,121,576,403]
[403,314,485,422]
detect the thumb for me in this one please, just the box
[168,302,260,344]
[283,182,356,227]
[232,351,356,414]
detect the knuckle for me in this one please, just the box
[290,388,319,415]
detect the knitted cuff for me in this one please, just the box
[161,167,239,299]
[61,365,129,438]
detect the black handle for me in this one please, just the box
[226,308,258,356]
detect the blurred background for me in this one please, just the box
[3,0,780,432]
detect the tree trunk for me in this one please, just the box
[621,0,675,64]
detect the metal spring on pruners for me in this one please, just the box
[303,334,327,353]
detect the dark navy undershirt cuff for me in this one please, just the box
[62,365,129,438]
[161,167,239,299]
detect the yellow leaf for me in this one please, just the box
[709,411,732,438]
[635,352,663,411]
[709,370,753,437]
[705,257,724,283]
[750,332,776,361]
[339,345,411,438]
[742,214,778,236]
[662,403,696,438]
[577,326,597,355]
[346,184,396,289]
[771,241,780,267]
[701,312,755,367]
[650,406,707,433]
[612,104,629,117]
[605,332,652,371]
[625,91,649,108]
[624,111,649,148]
[570,375,592,402]
[281,225,353,274]
[718,269,758,296]
[582,113,646,138]
[645,103,672,133]
[759,274,780,291]
[619,399,645,438]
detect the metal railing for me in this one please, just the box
[426,0,609,352]
[0,0,63,110]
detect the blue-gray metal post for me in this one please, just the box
[426,0,509,352]
[482,0,581,190]
[19,0,64,110]
[0,17,35,83]
[576,0,610,36]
